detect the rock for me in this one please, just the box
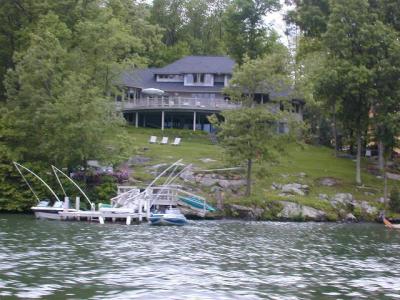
[344,213,357,222]
[271,182,282,190]
[227,204,264,220]
[180,170,195,182]
[319,177,338,187]
[319,193,329,200]
[358,201,378,216]
[364,191,375,196]
[127,156,151,165]
[217,179,246,189]
[330,193,354,208]
[196,175,219,187]
[377,197,386,204]
[277,201,326,221]
[148,163,169,170]
[298,172,307,177]
[199,158,217,163]
[281,183,309,196]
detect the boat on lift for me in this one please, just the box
[13,162,93,220]
[149,207,187,226]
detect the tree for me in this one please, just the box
[223,0,281,64]
[323,0,381,185]
[224,49,291,107]
[3,12,132,169]
[210,108,285,196]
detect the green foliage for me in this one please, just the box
[91,176,117,204]
[225,51,291,106]
[223,0,281,63]
[389,187,400,213]
[210,108,295,195]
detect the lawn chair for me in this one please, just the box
[171,137,181,146]
[149,136,157,144]
[160,137,169,145]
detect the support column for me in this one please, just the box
[193,111,197,131]
[143,115,146,127]
[161,110,165,131]
[135,112,139,128]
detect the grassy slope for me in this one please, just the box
[119,127,397,217]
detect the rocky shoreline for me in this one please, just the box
[126,156,393,223]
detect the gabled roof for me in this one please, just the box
[121,68,226,93]
[155,56,235,74]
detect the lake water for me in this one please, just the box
[1,214,400,299]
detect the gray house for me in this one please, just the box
[117,55,303,132]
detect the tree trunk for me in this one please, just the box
[332,102,338,157]
[378,141,384,173]
[246,158,252,196]
[356,133,362,185]
[383,158,388,204]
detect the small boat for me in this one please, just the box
[383,217,400,229]
[31,200,78,220]
[149,208,187,226]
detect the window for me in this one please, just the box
[194,73,205,83]
[186,74,194,85]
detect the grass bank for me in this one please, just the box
[117,127,399,219]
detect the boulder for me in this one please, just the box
[277,201,326,221]
[127,155,151,166]
[357,201,378,216]
[281,183,309,196]
[180,170,195,182]
[344,213,357,222]
[227,204,264,220]
[330,193,354,208]
[319,193,329,200]
[199,158,217,163]
[319,177,339,187]
[196,175,218,187]
[218,179,246,189]
[271,182,282,190]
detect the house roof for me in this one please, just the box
[121,68,226,93]
[155,56,235,74]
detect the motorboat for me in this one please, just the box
[31,200,77,220]
[149,208,187,226]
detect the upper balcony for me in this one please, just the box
[116,96,242,112]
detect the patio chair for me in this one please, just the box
[160,137,169,145]
[171,137,181,146]
[149,136,158,144]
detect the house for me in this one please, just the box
[116,55,304,132]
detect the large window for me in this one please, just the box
[185,73,213,86]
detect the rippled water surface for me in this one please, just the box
[1,214,400,299]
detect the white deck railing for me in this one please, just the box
[116,97,241,111]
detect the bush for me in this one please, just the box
[389,187,400,213]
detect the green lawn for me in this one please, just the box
[116,127,398,216]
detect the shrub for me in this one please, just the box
[389,187,400,213]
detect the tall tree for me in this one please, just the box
[323,0,382,185]
[223,0,281,64]
[210,108,285,196]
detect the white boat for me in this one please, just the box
[31,200,77,220]
[149,208,188,226]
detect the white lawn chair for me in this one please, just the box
[160,137,169,145]
[149,136,157,144]
[171,137,181,146]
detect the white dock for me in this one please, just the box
[58,210,143,225]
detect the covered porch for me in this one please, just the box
[123,110,215,132]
